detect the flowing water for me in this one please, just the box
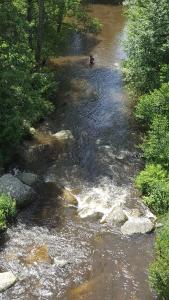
[0,4,156,300]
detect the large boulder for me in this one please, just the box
[0,174,35,207]
[52,130,74,142]
[121,217,155,235]
[100,205,128,225]
[17,172,39,186]
[0,271,17,292]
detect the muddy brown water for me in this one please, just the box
[0,4,156,300]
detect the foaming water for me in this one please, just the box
[0,4,156,300]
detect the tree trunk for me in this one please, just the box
[27,0,33,50]
[57,1,65,33]
[35,0,45,64]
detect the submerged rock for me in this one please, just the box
[0,271,17,292]
[23,245,52,265]
[17,172,39,186]
[61,188,78,205]
[0,174,35,207]
[52,130,74,142]
[121,217,155,235]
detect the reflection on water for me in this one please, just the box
[0,4,156,300]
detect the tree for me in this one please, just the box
[36,0,45,64]
[124,0,169,94]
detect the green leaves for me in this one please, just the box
[0,1,55,163]
[125,0,169,296]
[135,164,169,214]
[0,194,16,231]
[149,218,169,299]
[142,117,169,167]
[124,0,169,94]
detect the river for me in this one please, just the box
[0,4,156,300]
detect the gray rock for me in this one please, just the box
[0,271,17,292]
[29,127,36,136]
[52,130,74,142]
[53,258,68,267]
[121,217,155,235]
[17,172,39,186]
[0,174,35,207]
[101,206,128,225]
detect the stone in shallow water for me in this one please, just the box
[52,130,74,142]
[121,217,155,235]
[0,271,17,292]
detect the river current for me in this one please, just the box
[0,4,156,300]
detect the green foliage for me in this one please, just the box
[84,17,102,33]
[0,0,99,165]
[0,210,6,231]
[0,0,55,163]
[141,117,169,168]
[136,164,169,214]
[135,164,168,195]
[0,42,54,161]
[143,183,169,215]
[0,194,16,231]
[149,217,169,299]
[0,194,16,220]
[124,0,169,94]
[125,0,169,294]
[135,83,169,127]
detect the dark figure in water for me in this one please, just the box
[89,55,94,65]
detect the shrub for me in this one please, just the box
[136,164,169,214]
[0,194,16,220]
[85,18,102,33]
[135,164,168,195]
[143,181,169,214]
[135,83,169,127]
[149,217,169,299]
[142,117,169,168]
[124,0,169,94]
[0,210,6,231]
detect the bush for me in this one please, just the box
[85,18,102,33]
[142,117,169,168]
[135,83,169,127]
[0,194,16,231]
[143,181,169,214]
[0,43,54,162]
[124,0,169,94]
[0,194,16,220]
[149,217,169,299]
[135,164,168,195]
[0,210,6,231]
[136,164,169,214]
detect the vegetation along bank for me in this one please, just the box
[124,0,169,298]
